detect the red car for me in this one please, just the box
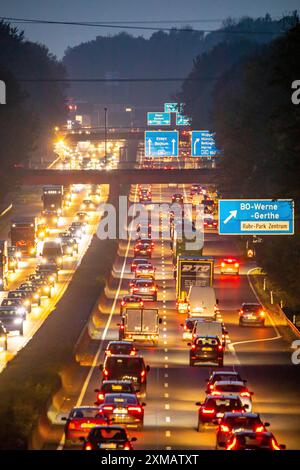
[216,412,270,449]
[220,257,240,275]
[62,406,107,445]
[98,393,145,429]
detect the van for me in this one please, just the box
[192,320,227,346]
[188,286,219,320]
[41,241,63,269]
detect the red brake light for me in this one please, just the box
[271,438,281,450]
[234,262,239,268]
[103,368,108,377]
[68,422,76,430]
[121,300,125,306]
[140,301,144,307]
[201,408,215,415]
[191,344,196,350]
[102,405,114,411]
[141,370,146,377]
[97,393,104,401]
[218,345,223,351]
[128,406,142,413]
[85,442,92,451]
[255,425,264,433]
[240,391,250,397]
[130,350,137,356]
[124,443,131,450]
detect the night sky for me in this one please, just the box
[0,0,299,58]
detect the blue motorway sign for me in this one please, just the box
[145,130,179,157]
[176,113,190,126]
[147,112,171,126]
[219,199,294,235]
[164,102,183,113]
[191,130,218,157]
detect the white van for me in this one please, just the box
[192,320,227,346]
[188,286,219,320]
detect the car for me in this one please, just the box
[74,212,89,222]
[100,355,150,395]
[41,241,63,269]
[211,381,254,412]
[81,199,95,210]
[188,335,224,367]
[7,246,20,272]
[239,303,266,326]
[130,258,149,273]
[181,317,203,341]
[98,393,145,429]
[28,272,56,288]
[0,322,8,351]
[1,297,24,309]
[172,193,184,204]
[29,277,53,299]
[135,263,155,279]
[41,209,60,227]
[195,394,245,432]
[60,236,79,256]
[206,371,245,394]
[94,380,136,405]
[190,184,203,196]
[68,225,83,240]
[105,341,137,357]
[36,262,59,282]
[215,412,270,449]
[0,305,26,335]
[224,430,286,451]
[120,295,144,315]
[134,241,153,259]
[81,425,137,450]
[204,217,218,230]
[130,278,157,301]
[62,406,108,446]
[71,221,86,236]
[220,258,240,275]
[17,283,41,306]
[7,290,32,313]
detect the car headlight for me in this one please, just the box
[17,307,26,315]
[24,300,30,306]
[53,217,58,223]
[14,318,23,325]
[34,293,39,299]
[67,247,72,254]
[44,286,50,292]
[42,258,47,264]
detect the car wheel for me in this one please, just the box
[197,420,204,432]
[218,358,224,367]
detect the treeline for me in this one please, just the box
[0,21,67,197]
[181,14,300,307]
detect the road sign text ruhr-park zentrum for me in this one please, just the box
[147,112,171,126]
[218,199,294,235]
[145,130,179,158]
[191,130,218,157]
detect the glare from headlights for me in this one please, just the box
[14,318,23,325]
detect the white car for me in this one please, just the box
[211,380,253,412]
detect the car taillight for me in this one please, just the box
[234,263,239,268]
[130,350,137,356]
[260,310,265,316]
[211,391,222,396]
[151,286,156,291]
[68,422,76,430]
[255,425,264,433]
[218,345,223,351]
[221,262,225,267]
[240,391,250,397]
[271,438,281,450]
[147,248,151,252]
[120,325,124,330]
[102,405,114,411]
[121,301,125,306]
[191,344,196,350]
[133,287,138,292]
[239,309,243,315]
[103,368,109,377]
[124,443,131,450]
[105,350,111,356]
[227,437,237,450]
[141,370,146,377]
[201,408,215,415]
[84,442,92,450]
[208,384,214,390]
[140,301,144,307]
[128,406,142,413]
[220,424,230,433]
[97,393,104,401]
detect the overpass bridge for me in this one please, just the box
[14,168,221,186]
[63,128,144,143]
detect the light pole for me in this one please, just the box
[104,107,108,166]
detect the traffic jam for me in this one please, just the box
[0,180,103,363]
[60,181,286,452]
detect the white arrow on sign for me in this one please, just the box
[223,210,237,225]
[193,138,200,155]
[147,138,152,155]
[172,138,176,155]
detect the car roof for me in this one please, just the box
[104,393,137,399]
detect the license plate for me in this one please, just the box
[141,288,147,292]
[81,422,96,428]
[114,408,127,414]
[100,443,117,449]
[226,267,233,271]
[202,347,212,351]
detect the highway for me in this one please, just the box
[49,182,300,451]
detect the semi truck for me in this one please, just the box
[176,256,214,314]
[10,217,37,256]
[42,185,63,214]
[119,308,161,345]
[0,241,9,290]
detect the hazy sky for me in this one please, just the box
[0,0,299,58]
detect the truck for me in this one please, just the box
[0,241,9,290]
[119,308,161,345]
[10,217,37,256]
[42,185,63,214]
[187,286,219,320]
[176,256,214,314]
